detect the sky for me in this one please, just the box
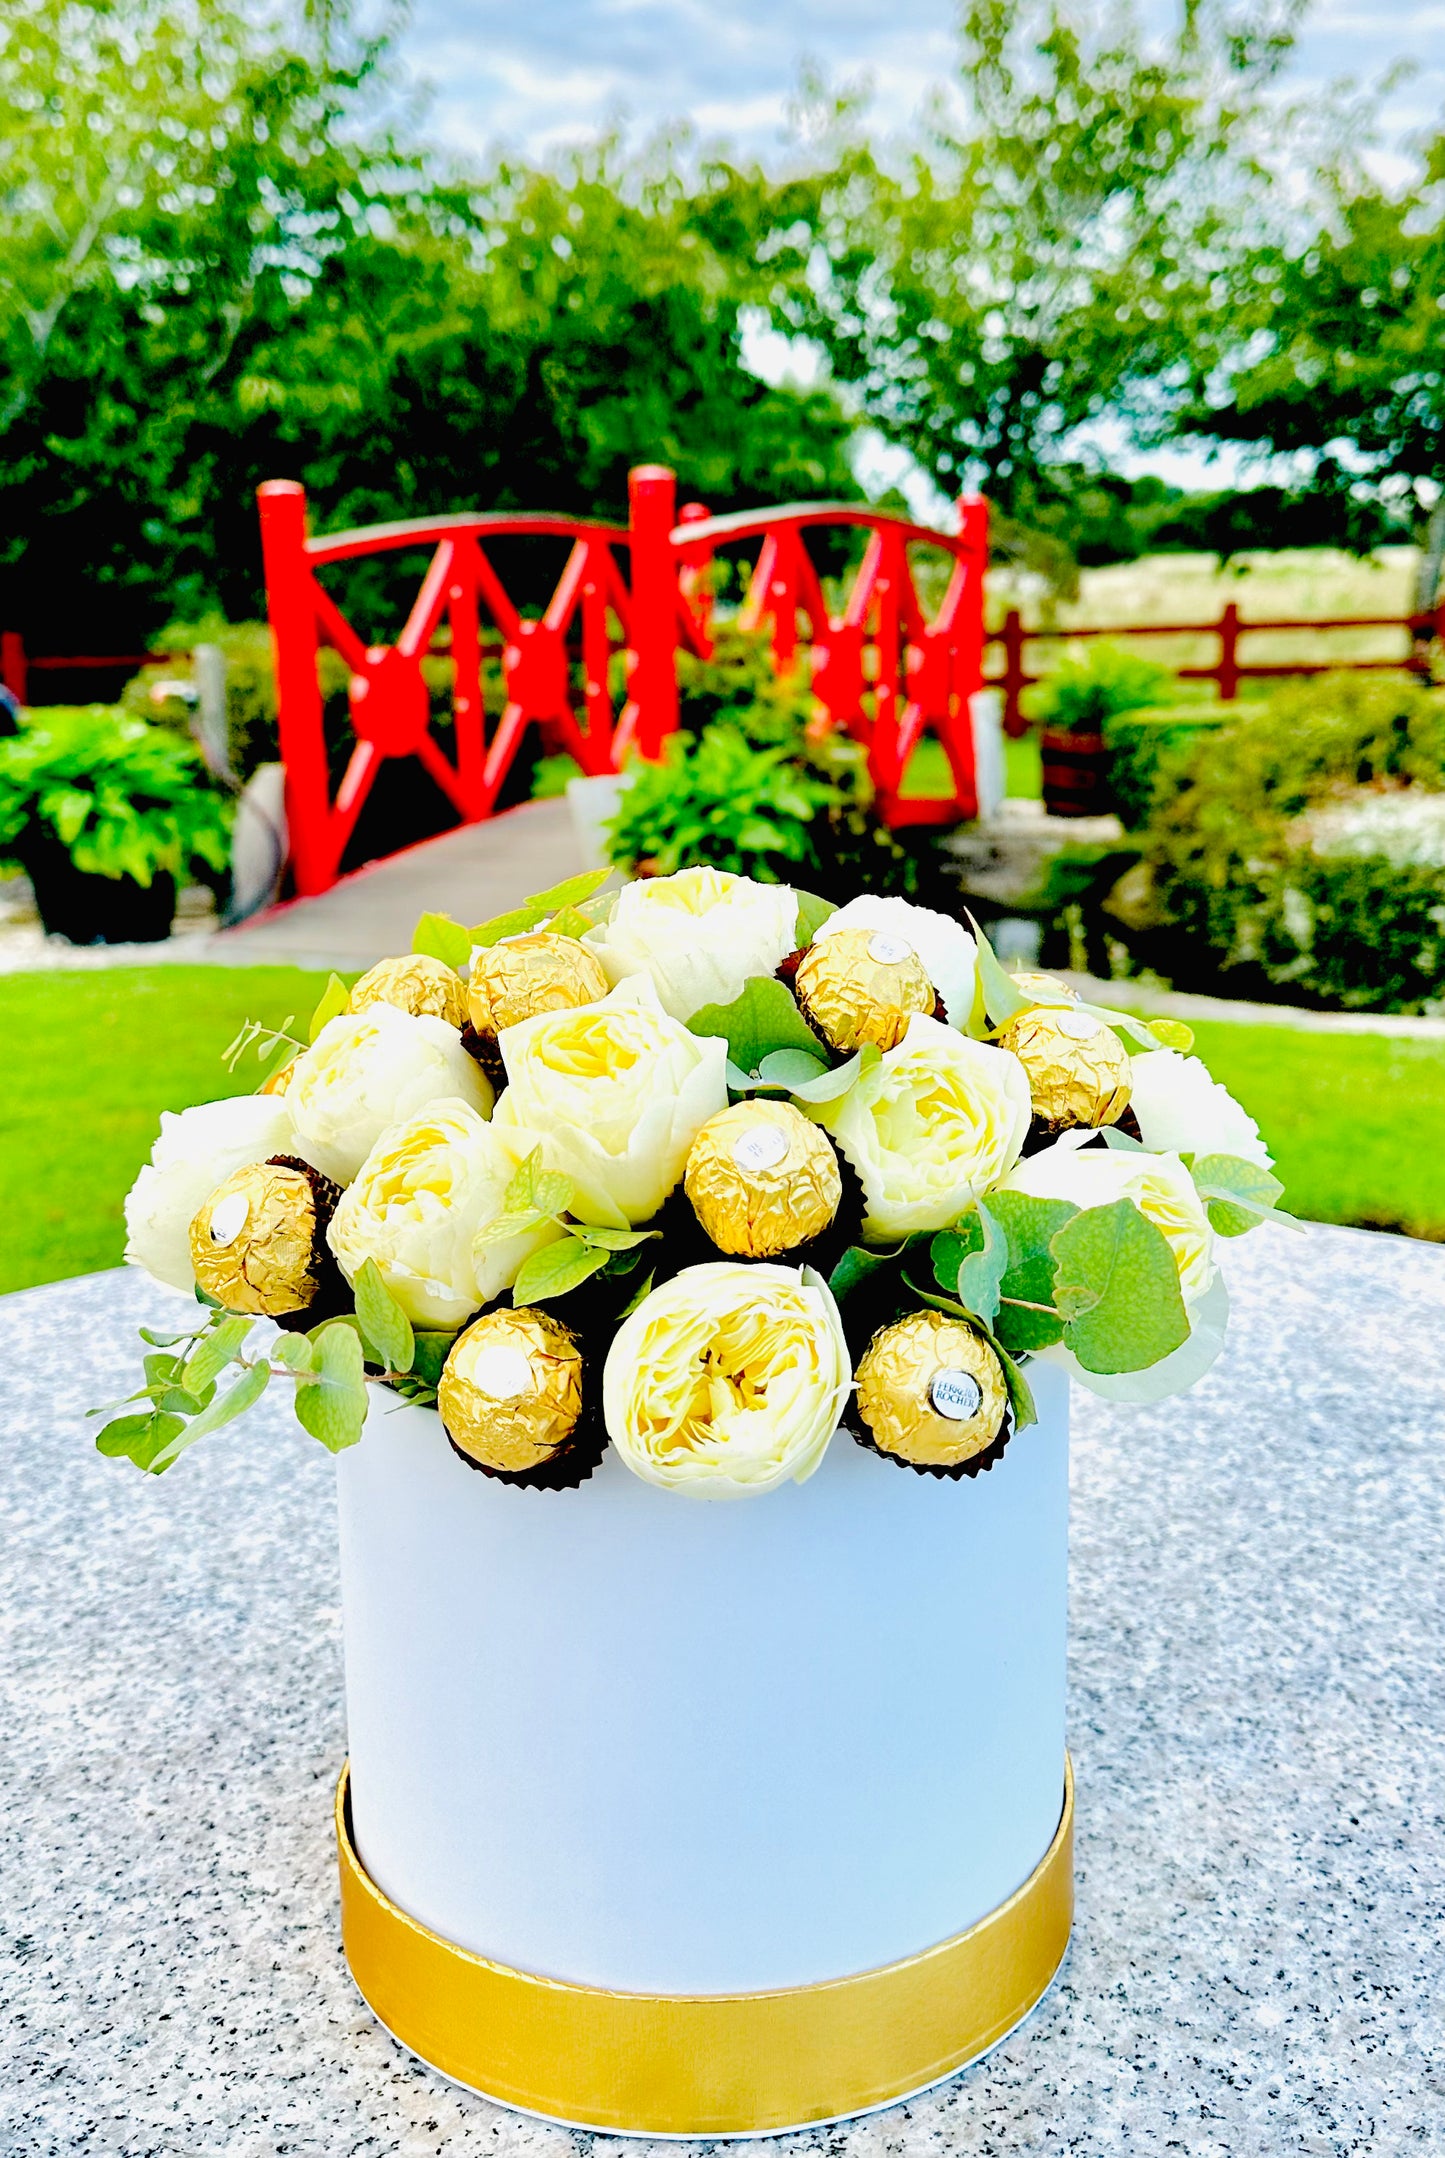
[395,2,1445,505]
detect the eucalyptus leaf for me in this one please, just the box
[965,912,1031,1026]
[786,1043,879,1103]
[1147,1017,1195,1052]
[574,1224,660,1251]
[1051,1200,1190,1375]
[270,1333,316,1373]
[991,1337,1038,1432]
[470,901,546,948]
[308,972,350,1043]
[94,1411,183,1465]
[986,1189,1080,1310]
[511,1238,611,1303]
[293,1323,369,1452]
[956,1201,1010,1326]
[828,1242,904,1307]
[546,904,590,940]
[792,888,837,945]
[756,1048,830,1087]
[148,1359,272,1471]
[528,868,612,913]
[687,976,823,1068]
[411,910,472,971]
[183,1316,254,1396]
[353,1259,415,1375]
[1189,1152,1285,1225]
[411,1332,457,1388]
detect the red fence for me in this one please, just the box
[989,600,1445,736]
[0,632,172,703]
[258,466,989,895]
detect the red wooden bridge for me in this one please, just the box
[257,467,990,896]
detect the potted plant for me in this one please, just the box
[1031,644,1171,819]
[0,704,233,942]
[98,870,1283,2133]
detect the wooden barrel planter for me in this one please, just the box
[1040,729,1111,819]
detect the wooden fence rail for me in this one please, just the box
[988,602,1445,736]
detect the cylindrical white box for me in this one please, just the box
[337,1362,1069,1998]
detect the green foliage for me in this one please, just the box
[1103,704,1232,831]
[469,870,612,948]
[1027,644,1173,737]
[1050,1199,1190,1374]
[412,912,473,970]
[687,977,828,1069]
[353,1260,416,1375]
[0,705,232,886]
[1141,676,1445,1011]
[607,725,839,879]
[475,1145,659,1301]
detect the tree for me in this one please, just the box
[747,1,1311,527]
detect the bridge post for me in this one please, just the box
[627,465,681,759]
[257,481,333,895]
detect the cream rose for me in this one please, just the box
[288,1005,493,1184]
[583,866,799,1019]
[493,974,727,1225]
[123,1093,300,1294]
[808,1014,1031,1242]
[327,1100,561,1328]
[1001,1135,1217,1309]
[1127,1049,1272,1169]
[603,1262,851,1498]
[812,895,978,1030]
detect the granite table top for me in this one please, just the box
[2,1225,1441,2157]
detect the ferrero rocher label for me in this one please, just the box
[189,1161,326,1316]
[684,1101,842,1258]
[855,1310,1009,1468]
[793,926,935,1054]
[438,1307,584,1474]
[348,953,468,1030]
[998,1005,1132,1129]
[467,932,609,1037]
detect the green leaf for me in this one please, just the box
[755,1048,830,1087]
[293,1323,369,1452]
[411,1331,456,1388]
[688,975,824,1067]
[138,1325,199,1349]
[1051,1201,1190,1375]
[412,910,472,970]
[966,912,1030,1026]
[787,1042,878,1103]
[993,1302,1066,1353]
[271,1333,316,1373]
[95,1411,183,1466]
[470,901,546,948]
[546,904,590,940]
[618,1267,657,1317]
[308,971,350,1043]
[725,1058,757,1093]
[469,870,612,948]
[182,1316,254,1396]
[512,1238,611,1303]
[954,1202,1010,1326]
[792,888,837,945]
[528,868,612,913]
[1189,1152,1285,1237]
[991,1337,1037,1432]
[828,1242,903,1307]
[1147,1017,1195,1052]
[986,1189,1081,1308]
[573,1224,660,1251]
[497,1145,575,1222]
[147,1360,272,1471]
[353,1259,415,1374]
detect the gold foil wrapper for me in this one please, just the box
[438,1307,584,1475]
[998,1006,1132,1129]
[854,1310,1009,1469]
[793,927,935,1054]
[467,932,610,1037]
[189,1161,327,1317]
[348,954,468,1030]
[684,1102,842,1258]
[1009,971,1077,1007]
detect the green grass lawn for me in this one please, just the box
[0,966,1440,1298]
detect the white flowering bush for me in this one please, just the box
[99,866,1284,1488]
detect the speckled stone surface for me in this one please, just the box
[1,1226,1441,2156]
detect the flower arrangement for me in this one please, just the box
[99,866,1285,1491]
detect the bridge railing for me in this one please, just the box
[258,465,987,894]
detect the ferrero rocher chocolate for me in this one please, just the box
[793,926,935,1054]
[854,1310,1010,1470]
[438,1307,584,1476]
[684,1101,842,1258]
[188,1158,341,1317]
[467,932,609,1037]
[347,953,468,1030]
[1009,971,1077,1007]
[998,1006,1132,1130]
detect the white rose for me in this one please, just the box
[288,1005,493,1184]
[813,895,978,1030]
[1001,1135,1216,1309]
[493,973,728,1225]
[808,1013,1032,1242]
[583,866,799,1019]
[123,1093,300,1294]
[603,1262,851,1499]
[327,1100,562,1328]
[1127,1049,1272,1168]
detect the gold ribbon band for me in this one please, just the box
[336,1757,1073,2136]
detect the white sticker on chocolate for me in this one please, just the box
[208,1192,251,1247]
[929,1367,983,1421]
[472,1345,534,1400]
[1058,1010,1102,1041]
[867,933,913,967]
[732,1123,790,1174]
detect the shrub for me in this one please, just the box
[1027,642,1173,736]
[1141,675,1445,1012]
[1104,702,1237,831]
[606,724,837,878]
[0,706,233,888]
